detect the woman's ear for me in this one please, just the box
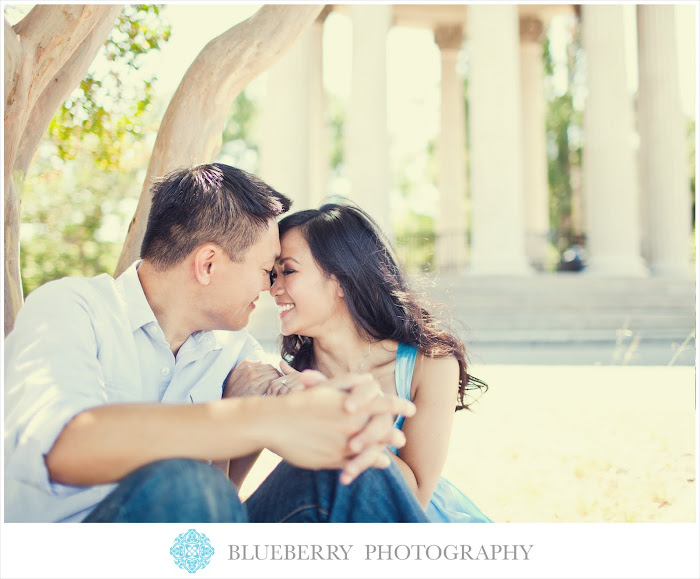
[331,275,344,298]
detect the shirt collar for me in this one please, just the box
[115,260,158,333]
[115,260,222,353]
[193,330,222,351]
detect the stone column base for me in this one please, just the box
[585,256,649,277]
[649,262,695,279]
[467,256,535,276]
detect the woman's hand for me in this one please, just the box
[263,374,415,480]
[265,359,326,396]
[223,359,282,398]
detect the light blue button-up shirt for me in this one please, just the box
[4,261,266,522]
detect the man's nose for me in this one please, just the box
[263,273,272,292]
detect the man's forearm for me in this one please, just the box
[45,380,416,488]
[45,397,272,487]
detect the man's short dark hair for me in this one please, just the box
[140,163,291,269]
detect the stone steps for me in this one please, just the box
[446,311,694,331]
[246,273,696,364]
[421,273,695,340]
[460,328,694,344]
[442,295,694,308]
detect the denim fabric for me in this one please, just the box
[84,458,428,523]
[83,459,246,523]
[244,460,428,523]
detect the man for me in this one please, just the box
[4,163,427,523]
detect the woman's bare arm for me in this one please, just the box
[393,355,459,508]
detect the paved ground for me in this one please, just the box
[239,364,697,523]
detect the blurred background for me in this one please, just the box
[4,3,695,364]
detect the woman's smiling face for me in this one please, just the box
[270,227,344,337]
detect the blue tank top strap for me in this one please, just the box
[391,343,418,442]
[394,342,418,402]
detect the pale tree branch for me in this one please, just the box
[3,22,25,321]
[4,18,31,180]
[6,5,118,177]
[4,178,23,337]
[14,5,112,104]
[4,5,122,336]
[4,18,22,103]
[115,4,324,275]
[15,5,123,174]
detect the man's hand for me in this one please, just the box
[337,374,414,484]
[223,360,282,398]
[265,360,326,396]
[267,373,415,483]
[294,371,414,484]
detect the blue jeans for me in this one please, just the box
[83,458,428,523]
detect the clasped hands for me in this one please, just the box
[223,359,415,485]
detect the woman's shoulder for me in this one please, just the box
[396,342,459,380]
[414,352,459,375]
[411,352,460,397]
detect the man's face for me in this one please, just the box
[208,219,280,331]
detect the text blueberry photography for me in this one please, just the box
[227,543,534,562]
[170,529,215,574]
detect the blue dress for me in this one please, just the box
[390,343,493,523]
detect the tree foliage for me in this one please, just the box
[326,92,346,172]
[543,22,584,253]
[19,5,171,295]
[218,89,260,173]
[20,147,148,295]
[47,5,171,169]
[394,211,436,273]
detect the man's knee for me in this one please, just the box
[129,457,222,485]
[133,458,230,491]
[89,458,246,522]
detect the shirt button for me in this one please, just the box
[148,325,158,336]
[160,367,171,377]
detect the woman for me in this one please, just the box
[266,202,492,523]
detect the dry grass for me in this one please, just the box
[240,365,697,523]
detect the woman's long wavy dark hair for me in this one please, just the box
[278,202,487,411]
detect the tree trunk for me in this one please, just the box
[114,4,324,275]
[4,5,122,336]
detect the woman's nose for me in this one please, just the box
[269,276,283,295]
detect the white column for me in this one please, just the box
[637,5,693,278]
[308,12,329,209]
[519,14,550,271]
[434,25,467,271]
[260,28,314,208]
[581,5,647,276]
[346,4,392,235]
[467,4,533,275]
